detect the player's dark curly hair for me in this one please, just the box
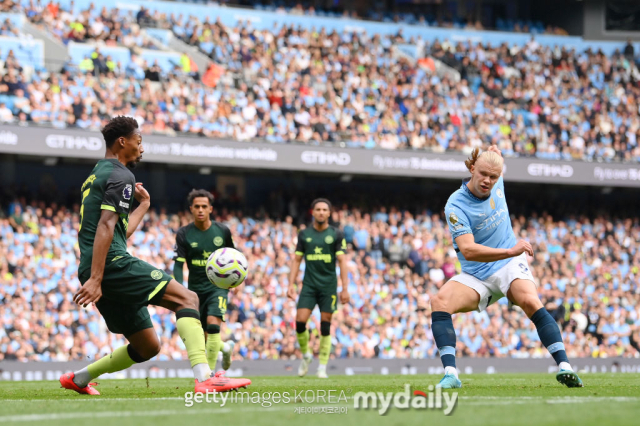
[188,189,214,206]
[311,198,332,210]
[101,116,139,149]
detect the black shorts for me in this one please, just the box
[80,255,172,337]
[297,284,337,313]
[197,286,230,323]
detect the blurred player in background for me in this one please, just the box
[61,117,249,395]
[287,198,350,378]
[173,189,237,372]
[431,146,583,389]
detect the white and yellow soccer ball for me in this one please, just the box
[205,248,248,290]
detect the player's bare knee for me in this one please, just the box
[520,295,543,316]
[182,289,199,311]
[149,340,162,357]
[431,293,448,312]
[138,341,161,360]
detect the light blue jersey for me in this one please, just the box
[444,177,517,280]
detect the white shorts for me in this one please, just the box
[449,253,535,312]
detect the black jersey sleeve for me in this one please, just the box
[174,227,188,262]
[334,229,347,255]
[101,168,134,215]
[295,230,305,256]
[223,225,235,249]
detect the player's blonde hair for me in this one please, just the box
[465,148,504,172]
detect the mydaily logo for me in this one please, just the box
[353,384,458,416]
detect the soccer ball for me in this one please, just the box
[205,248,248,290]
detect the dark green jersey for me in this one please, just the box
[78,159,136,275]
[174,222,234,293]
[295,226,346,288]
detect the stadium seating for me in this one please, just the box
[0,1,638,161]
[1,1,639,365]
[0,11,44,69]
[0,200,638,362]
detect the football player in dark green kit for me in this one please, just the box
[173,189,236,372]
[62,117,249,396]
[287,198,350,378]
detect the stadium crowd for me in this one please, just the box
[1,196,639,364]
[1,2,640,161]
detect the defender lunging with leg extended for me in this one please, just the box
[61,117,249,395]
[431,146,582,389]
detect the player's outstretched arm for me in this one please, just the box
[74,210,118,307]
[126,182,151,239]
[455,234,533,262]
[287,254,303,301]
[337,254,350,305]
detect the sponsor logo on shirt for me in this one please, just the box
[119,201,130,209]
[306,246,332,263]
[475,207,508,231]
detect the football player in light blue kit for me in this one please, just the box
[431,146,583,389]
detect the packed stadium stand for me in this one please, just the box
[1,0,640,368]
[0,0,639,161]
[1,195,639,362]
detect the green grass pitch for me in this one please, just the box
[1,374,639,426]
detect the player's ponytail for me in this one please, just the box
[465,148,481,171]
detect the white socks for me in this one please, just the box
[444,366,459,378]
[317,364,326,374]
[193,363,212,382]
[559,362,573,372]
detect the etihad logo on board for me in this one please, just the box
[46,134,103,151]
[527,163,573,178]
[301,151,351,166]
[0,131,18,145]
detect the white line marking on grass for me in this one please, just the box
[0,397,184,402]
[0,409,233,422]
[543,397,640,404]
[2,394,639,421]
[0,406,316,422]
